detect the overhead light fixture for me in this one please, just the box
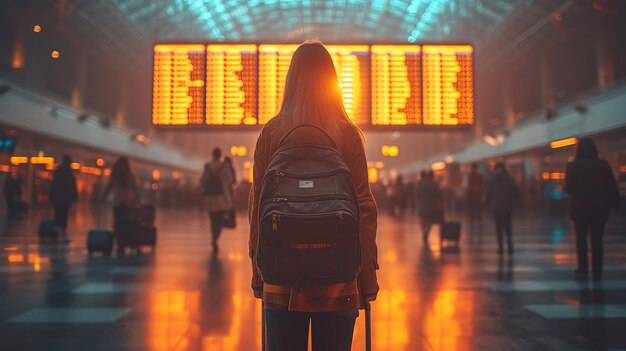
[484,135,498,146]
[0,84,10,95]
[496,134,506,144]
[574,104,587,113]
[431,162,446,172]
[99,117,111,128]
[131,133,150,145]
[550,137,577,149]
[77,113,89,122]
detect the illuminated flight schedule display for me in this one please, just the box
[371,45,421,125]
[153,44,206,125]
[206,44,258,125]
[422,45,474,125]
[152,43,473,129]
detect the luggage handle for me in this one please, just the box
[278,124,337,148]
[359,277,372,351]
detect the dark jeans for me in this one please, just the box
[264,308,358,351]
[494,212,513,253]
[209,211,225,243]
[574,217,606,276]
[54,204,71,230]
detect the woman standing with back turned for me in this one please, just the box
[564,138,620,280]
[248,40,379,351]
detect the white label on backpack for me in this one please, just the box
[299,180,314,188]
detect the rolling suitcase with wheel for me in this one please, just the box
[87,229,113,257]
[141,224,157,248]
[440,221,461,244]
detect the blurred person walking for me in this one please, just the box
[3,170,23,217]
[466,163,485,223]
[201,148,234,251]
[485,162,520,255]
[101,157,140,241]
[416,170,443,243]
[49,155,78,243]
[248,40,378,351]
[564,138,620,280]
[388,175,407,217]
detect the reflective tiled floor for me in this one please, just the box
[1,205,626,351]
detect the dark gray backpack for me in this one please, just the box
[256,124,361,286]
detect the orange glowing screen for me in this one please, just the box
[152,44,206,125]
[152,43,473,128]
[422,45,474,125]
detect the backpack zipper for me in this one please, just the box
[272,213,280,231]
[270,169,350,184]
[269,210,353,231]
[263,194,353,207]
[274,171,284,184]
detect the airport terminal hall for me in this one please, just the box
[2,1,626,350]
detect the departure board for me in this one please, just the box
[371,45,421,125]
[152,43,473,129]
[422,45,474,125]
[326,45,370,125]
[206,44,258,125]
[258,45,299,124]
[153,44,206,125]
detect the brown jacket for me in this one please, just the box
[248,116,379,312]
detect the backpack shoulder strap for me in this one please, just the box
[278,124,337,148]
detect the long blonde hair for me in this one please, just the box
[277,39,363,141]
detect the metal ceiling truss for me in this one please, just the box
[48,0,580,70]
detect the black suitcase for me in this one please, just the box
[116,219,143,254]
[38,219,57,239]
[440,221,461,243]
[141,225,157,248]
[138,205,156,224]
[87,229,113,257]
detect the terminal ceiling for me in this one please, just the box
[57,0,572,65]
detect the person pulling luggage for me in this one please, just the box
[49,155,78,243]
[101,156,140,253]
[201,148,234,251]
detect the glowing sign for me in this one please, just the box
[258,45,299,124]
[422,45,473,125]
[371,45,421,125]
[206,44,258,125]
[152,44,205,125]
[152,43,474,128]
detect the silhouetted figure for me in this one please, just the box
[49,156,78,243]
[564,138,620,280]
[101,156,140,244]
[417,171,442,243]
[201,148,233,251]
[486,162,519,255]
[388,175,407,217]
[406,178,416,214]
[466,163,485,222]
[3,171,22,217]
